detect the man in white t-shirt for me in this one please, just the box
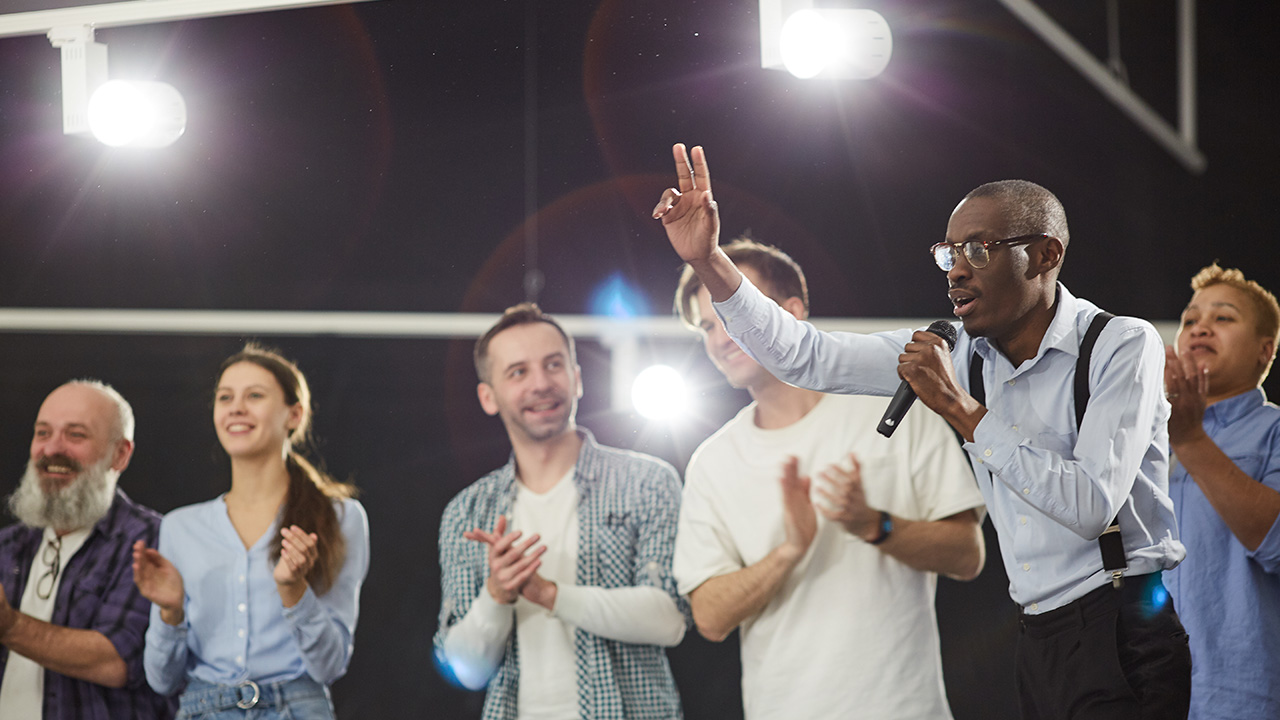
[435,303,688,720]
[672,239,986,720]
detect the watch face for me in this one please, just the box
[870,511,893,545]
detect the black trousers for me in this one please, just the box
[1015,573,1191,720]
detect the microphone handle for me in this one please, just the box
[876,380,918,438]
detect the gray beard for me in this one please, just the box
[8,456,118,532]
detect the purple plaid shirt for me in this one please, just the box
[0,488,176,720]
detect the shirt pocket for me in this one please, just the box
[1229,453,1264,482]
[595,511,637,586]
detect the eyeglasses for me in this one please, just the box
[36,536,62,600]
[930,233,1051,271]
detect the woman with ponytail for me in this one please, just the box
[132,345,369,719]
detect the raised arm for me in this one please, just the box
[654,143,742,302]
[1166,346,1280,557]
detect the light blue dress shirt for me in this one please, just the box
[144,496,369,695]
[715,276,1184,612]
[1166,388,1280,720]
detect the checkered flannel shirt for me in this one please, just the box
[0,488,176,719]
[435,429,690,720]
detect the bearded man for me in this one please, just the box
[0,380,173,719]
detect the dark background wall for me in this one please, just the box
[1,1,1277,717]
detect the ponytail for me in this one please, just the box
[270,452,356,595]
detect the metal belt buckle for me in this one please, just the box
[235,679,261,709]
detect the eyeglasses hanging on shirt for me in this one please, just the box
[36,536,62,600]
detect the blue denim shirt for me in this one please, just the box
[1166,388,1280,720]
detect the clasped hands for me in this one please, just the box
[464,516,557,610]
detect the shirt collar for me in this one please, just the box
[1204,387,1266,426]
[498,427,603,496]
[972,282,1081,366]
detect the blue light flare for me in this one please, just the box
[589,273,648,318]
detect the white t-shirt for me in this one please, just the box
[673,393,984,720]
[0,526,92,720]
[511,470,580,720]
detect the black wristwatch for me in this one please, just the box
[868,510,893,545]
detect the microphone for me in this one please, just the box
[876,320,958,438]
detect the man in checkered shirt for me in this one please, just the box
[435,303,689,720]
[0,380,174,719]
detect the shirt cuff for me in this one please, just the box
[470,585,517,624]
[281,586,323,624]
[151,616,190,640]
[550,583,583,620]
[1248,508,1280,574]
[968,410,1021,474]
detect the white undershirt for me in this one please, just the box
[0,526,92,720]
[440,469,686,712]
[511,471,580,720]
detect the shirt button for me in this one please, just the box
[1022,563,1031,571]
[236,655,244,665]
[238,603,247,613]
[239,575,246,583]
[976,458,984,465]
[1023,488,1031,495]
[1031,603,1039,611]
[1011,425,1018,432]
[983,449,992,457]
[1020,517,1027,525]
[238,629,246,638]
[1008,379,1016,386]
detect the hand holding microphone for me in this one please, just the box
[877,321,958,438]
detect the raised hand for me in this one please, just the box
[778,456,817,561]
[132,540,186,625]
[464,516,547,605]
[653,143,721,265]
[1164,345,1210,446]
[814,454,880,541]
[274,525,320,587]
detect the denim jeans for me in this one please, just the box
[176,676,335,720]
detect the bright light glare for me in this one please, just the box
[780,9,839,79]
[631,365,687,421]
[779,9,893,80]
[88,80,187,148]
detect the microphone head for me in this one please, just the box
[926,320,958,351]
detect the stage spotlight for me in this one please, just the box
[761,1,892,79]
[631,365,687,421]
[88,80,187,148]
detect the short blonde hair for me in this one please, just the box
[1190,262,1280,379]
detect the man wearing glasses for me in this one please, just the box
[655,144,1190,719]
[0,381,173,719]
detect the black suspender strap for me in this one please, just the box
[969,312,1128,586]
[1074,312,1114,428]
[1080,313,1127,586]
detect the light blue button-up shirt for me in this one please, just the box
[715,276,1184,612]
[143,496,369,694]
[1166,388,1280,720]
